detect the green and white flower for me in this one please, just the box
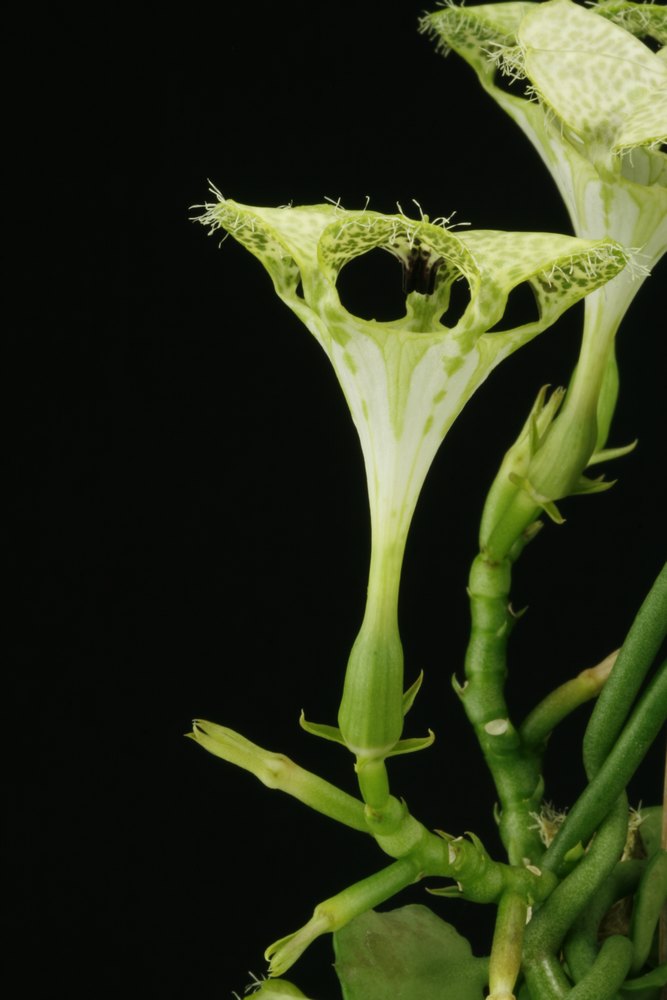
[423,0,667,472]
[198,193,626,789]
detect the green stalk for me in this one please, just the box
[523,797,629,997]
[265,798,556,977]
[189,721,368,833]
[564,859,644,983]
[565,935,634,1000]
[630,850,667,975]
[520,651,617,752]
[460,551,545,865]
[543,663,667,875]
[488,891,528,1000]
[583,563,667,774]
[264,857,423,976]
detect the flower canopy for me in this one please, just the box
[199,193,626,565]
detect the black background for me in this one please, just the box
[8,3,666,997]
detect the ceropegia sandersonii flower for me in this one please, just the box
[197,191,627,770]
[423,0,667,465]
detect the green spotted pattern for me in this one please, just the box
[459,229,628,330]
[421,2,532,69]
[199,193,627,357]
[592,0,667,47]
[318,213,476,288]
[518,0,667,152]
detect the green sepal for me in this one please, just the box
[508,473,565,524]
[587,440,637,466]
[569,474,616,496]
[451,674,468,700]
[299,712,346,747]
[402,671,424,716]
[385,731,436,758]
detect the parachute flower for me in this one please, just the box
[197,192,626,790]
[423,0,667,462]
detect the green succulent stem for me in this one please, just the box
[544,660,667,875]
[564,935,634,1000]
[267,796,557,976]
[488,890,528,1000]
[520,650,618,752]
[629,849,667,975]
[584,563,667,774]
[483,491,543,567]
[460,551,545,866]
[264,857,424,977]
[563,858,645,984]
[523,796,629,998]
[188,721,369,833]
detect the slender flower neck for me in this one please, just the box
[563,285,623,422]
[361,530,408,642]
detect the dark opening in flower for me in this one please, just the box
[392,240,446,295]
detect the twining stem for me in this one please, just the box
[630,849,667,975]
[583,563,667,773]
[523,796,629,999]
[564,935,634,1000]
[460,551,544,866]
[543,661,667,875]
[662,744,667,966]
[563,859,644,982]
[520,651,617,752]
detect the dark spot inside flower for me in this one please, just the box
[400,244,445,295]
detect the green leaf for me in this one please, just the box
[333,904,488,1000]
